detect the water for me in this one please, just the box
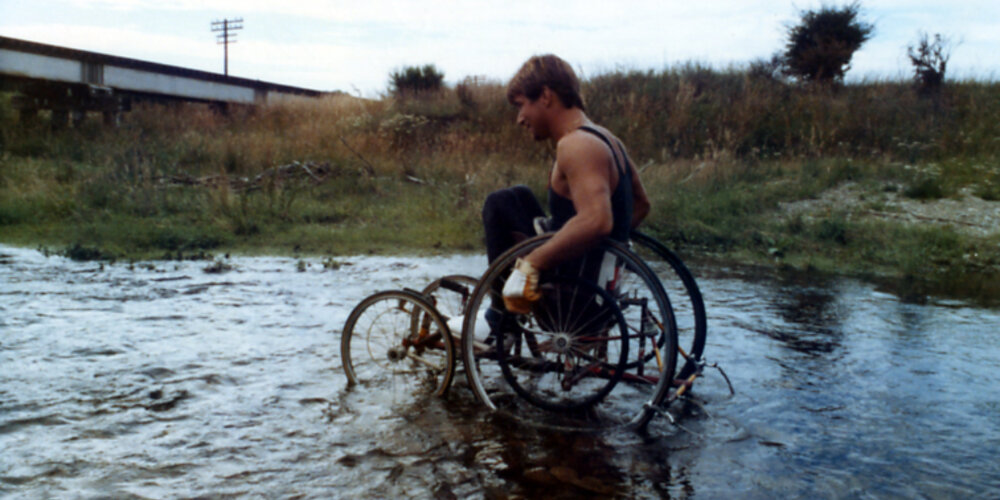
[1,245,998,498]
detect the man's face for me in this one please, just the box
[513,93,550,141]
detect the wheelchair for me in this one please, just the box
[340,230,712,431]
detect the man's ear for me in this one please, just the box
[539,86,555,108]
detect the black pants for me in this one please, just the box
[482,186,614,328]
[481,185,605,278]
[481,185,545,263]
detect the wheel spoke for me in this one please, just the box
[460,234,679,430]
[341,290,455,401]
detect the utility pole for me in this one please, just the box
[211,18,243,76]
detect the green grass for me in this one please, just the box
[2,69,1000,303]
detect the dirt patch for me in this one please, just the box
[780,182,1000,237]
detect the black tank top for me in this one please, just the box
[547,126,633,242]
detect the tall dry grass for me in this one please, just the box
[7,66,995,187]
[1,66,999,298]
[585,66,1000,164]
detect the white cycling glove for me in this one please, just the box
[502,258,541,314]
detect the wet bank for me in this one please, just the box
[1,245,998,498]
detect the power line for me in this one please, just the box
[211,18,243,76]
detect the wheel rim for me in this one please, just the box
[496,275,629,412]
[460,235,678,430]
[342,290,455,402]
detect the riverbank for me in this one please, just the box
[2,160,997,305]
[2,71,999,304]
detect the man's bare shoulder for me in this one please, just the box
[556,129,613,169]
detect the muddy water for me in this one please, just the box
[1,245,998,498]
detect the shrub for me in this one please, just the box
[904,174,946,200]
[908,32,952,97]
[814,216,849,245]
[389,64,445,97]
[64,243,115,261]
[973,178,1000,201]
[782,2,874,83]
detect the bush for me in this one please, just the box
[64,243,115,261]
[814,216,849,245]
[389,64,445,97]
[908,32,952,97]
[782,2,874,83]
[904,174,946,200]
[973,179,1000,201]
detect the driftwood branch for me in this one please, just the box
[862,209,985,228]
[338,136,377,178]
[156,161,333,192]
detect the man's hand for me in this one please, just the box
[502,258,541,314]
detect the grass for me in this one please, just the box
[2,66,999,303]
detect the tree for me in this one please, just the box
[782,2,874,83]
[389,64,445,97]
[908,32,952,96]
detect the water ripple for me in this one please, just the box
[1,245,998,497]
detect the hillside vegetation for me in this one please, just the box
[1,67,999,302]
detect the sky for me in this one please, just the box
[1,1,998,96]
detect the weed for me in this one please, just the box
[904,174,946,200]
[973,170,1000,201]
[975,184,1000,201]
[64,243,115,261]
[813,216,849,245]
[203,258,233,274]
[1,66,998,303]
[785,214,806,235]
[322,257,345,270]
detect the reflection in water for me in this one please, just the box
[764,271,846,357]
[1,246,999,498]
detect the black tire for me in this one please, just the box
[407,275,478,352]
[496,275,630,412]
[341,289,455,399]
[630,230,707,380]
[460,234,678,430]
[416,274,479,336]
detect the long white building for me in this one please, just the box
[0,35,325,126]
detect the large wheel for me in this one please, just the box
[341,290,455,401]
[460,234,678,430]
[495,275,630,412]
[630,230,707,380]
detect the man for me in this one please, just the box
[483,54,651,314]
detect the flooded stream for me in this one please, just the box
[1,245,998,498]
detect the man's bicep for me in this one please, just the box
[559,137,612,196]
[566,165,614,221]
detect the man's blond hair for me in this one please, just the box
[506,54,585,110]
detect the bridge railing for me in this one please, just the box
[0,35,326,126]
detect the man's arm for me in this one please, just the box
[524,133,615,270]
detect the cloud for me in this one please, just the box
[2,24,208,62]
[5,0,999,93]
